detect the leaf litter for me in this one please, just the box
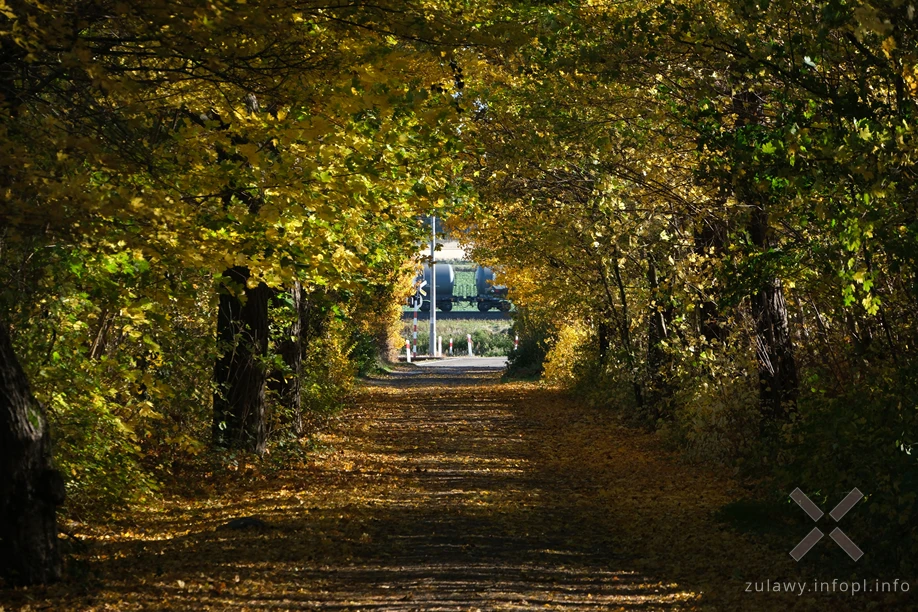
[1,367,897,610]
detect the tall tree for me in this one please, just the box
[0,0,475,583]
[268,281,305,438]
[212,268,272,452]
[0,323,65,585]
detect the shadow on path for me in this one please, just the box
[2,367,882,610]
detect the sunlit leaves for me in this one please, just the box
[0,0,482,513]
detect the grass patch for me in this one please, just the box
[401,317,513,356]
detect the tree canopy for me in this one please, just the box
[2,0,917,585]
[455,0,918,565]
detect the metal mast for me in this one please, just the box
[429,215,437,356]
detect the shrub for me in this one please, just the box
[774,364,918,570]
[505,308,550,377]
[660,335,763,465]
[542,322,591,388]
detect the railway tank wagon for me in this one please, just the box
[474,266,510,312]
[406,263,512,313]
[420,263,455,312]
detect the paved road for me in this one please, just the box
[414,356,508,369]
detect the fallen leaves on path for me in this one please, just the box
[1,368,906,610]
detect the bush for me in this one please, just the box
[471,328,513,357]
[660,335,763,465]
[541,322,591,388]
[774,364,918,570]
[505,308,550,377]
[50,394,158,514]
[403,317,513,357]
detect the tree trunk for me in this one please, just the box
[268,281,304,437]
[749,206,799,419]
[213,267,271,453]
[731,88,798,419]
[646,257,672,418]
[597,321,610,365]
[608,253,644,409]
[0,322,64,586]
[694,219,728,343]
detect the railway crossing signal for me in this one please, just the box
[408,279,426,309]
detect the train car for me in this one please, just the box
[406,263,512,313]
[474,266,511,312]
[419,263,455,312]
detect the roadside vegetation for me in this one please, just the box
[1,0,915,591]
[401,318,514,357]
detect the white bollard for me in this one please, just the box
[405,339,412,363]
[449,337,453,356]
[437,336,442,357]
[467,333,473,357]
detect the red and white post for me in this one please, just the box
[405,339,412,363]
[514,334,519,352]
[449,337,453,356]
[412,308,418,356]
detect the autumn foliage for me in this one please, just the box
[0,0,474,582]
[1,0,917,592]
[457,0,918,569]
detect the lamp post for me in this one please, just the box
[429,215,437,357]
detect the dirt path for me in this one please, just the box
[2,367,897,610]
